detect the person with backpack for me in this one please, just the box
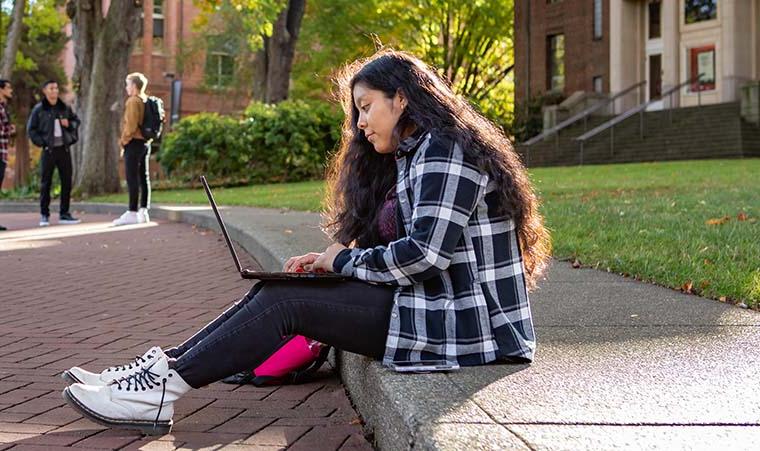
[113,72,163,226]
[27,80,81,227]
[59,50,550,436]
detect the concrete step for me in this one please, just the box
[518,102,754,166]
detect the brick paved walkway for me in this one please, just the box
[0,212,371,450]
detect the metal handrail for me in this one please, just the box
[575,74,704,143]
[522,81,646,146]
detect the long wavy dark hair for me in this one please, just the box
[322,50,551,289]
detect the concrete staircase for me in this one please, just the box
[517,102,760,166]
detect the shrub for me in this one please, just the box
[158,113,246,182]
[158,100,342,184]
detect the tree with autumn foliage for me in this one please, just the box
[191,0,515,125]
[295,0,515,122]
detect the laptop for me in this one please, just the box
[201,176,350,281]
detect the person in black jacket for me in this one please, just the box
[27,80,81,227]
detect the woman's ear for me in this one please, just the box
[395,89,407,110]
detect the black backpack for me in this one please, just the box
[140,96,165,141]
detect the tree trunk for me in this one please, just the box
[67,0,141,195]
[264,0,305,103]
[251,47,267,102]
[12,99,29,187]
[1,0,25,79]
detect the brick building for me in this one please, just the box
[515,0,760,166]
[515,0,610,105]
[516,0,760,109]
[62,0,250,121]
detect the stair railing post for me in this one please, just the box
[555,130,560,154]
[640,108,644,140]
[610,124,615,156]
[698,81,702,107]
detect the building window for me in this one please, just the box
[547,0,562,3]
[153,0,164,52]
[689,45,716,91]
[205,37,235,88]
[593,0,602,40]
[648,1,661,39]
[685,0,717,24]
[593,76,603,93]
[547,34,565,92]
[206,53,234,88]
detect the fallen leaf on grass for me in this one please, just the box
[699,280,710,290]
[719,296,727,302]
[705,216,730,225]
[571,259,581,269]
[681,281,693,294]
[737,212,748,221]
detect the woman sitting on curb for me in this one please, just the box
[60,49,551,435]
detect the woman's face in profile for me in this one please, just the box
[353,83,406,154]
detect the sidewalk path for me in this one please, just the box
[0,212,371,450]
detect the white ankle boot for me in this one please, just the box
[62,346,166,386]
[62,354,191,435]
[112,211,139,226]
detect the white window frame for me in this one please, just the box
[207,52,234,88]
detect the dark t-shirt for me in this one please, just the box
[376,187,398,246]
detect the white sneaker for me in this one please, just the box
[112,211,139,226]
[137,208,150,224]
[62,346,166,386]
[39,215,50,227]
[62,353,191,436]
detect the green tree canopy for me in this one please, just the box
[190,0,515,125]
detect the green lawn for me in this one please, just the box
[530,159,758,307]
[90,159,759,306]
[90,180,326,212]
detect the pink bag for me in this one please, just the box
[222,335,330,386]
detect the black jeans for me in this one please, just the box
[166,280,395,389]
[39,146,72,217]
[124,139,150,211]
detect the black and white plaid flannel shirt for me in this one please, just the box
[335,130,536,365]
[0,102,11,162]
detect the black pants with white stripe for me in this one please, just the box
[124,139,150,212]
[166,280,395,388]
